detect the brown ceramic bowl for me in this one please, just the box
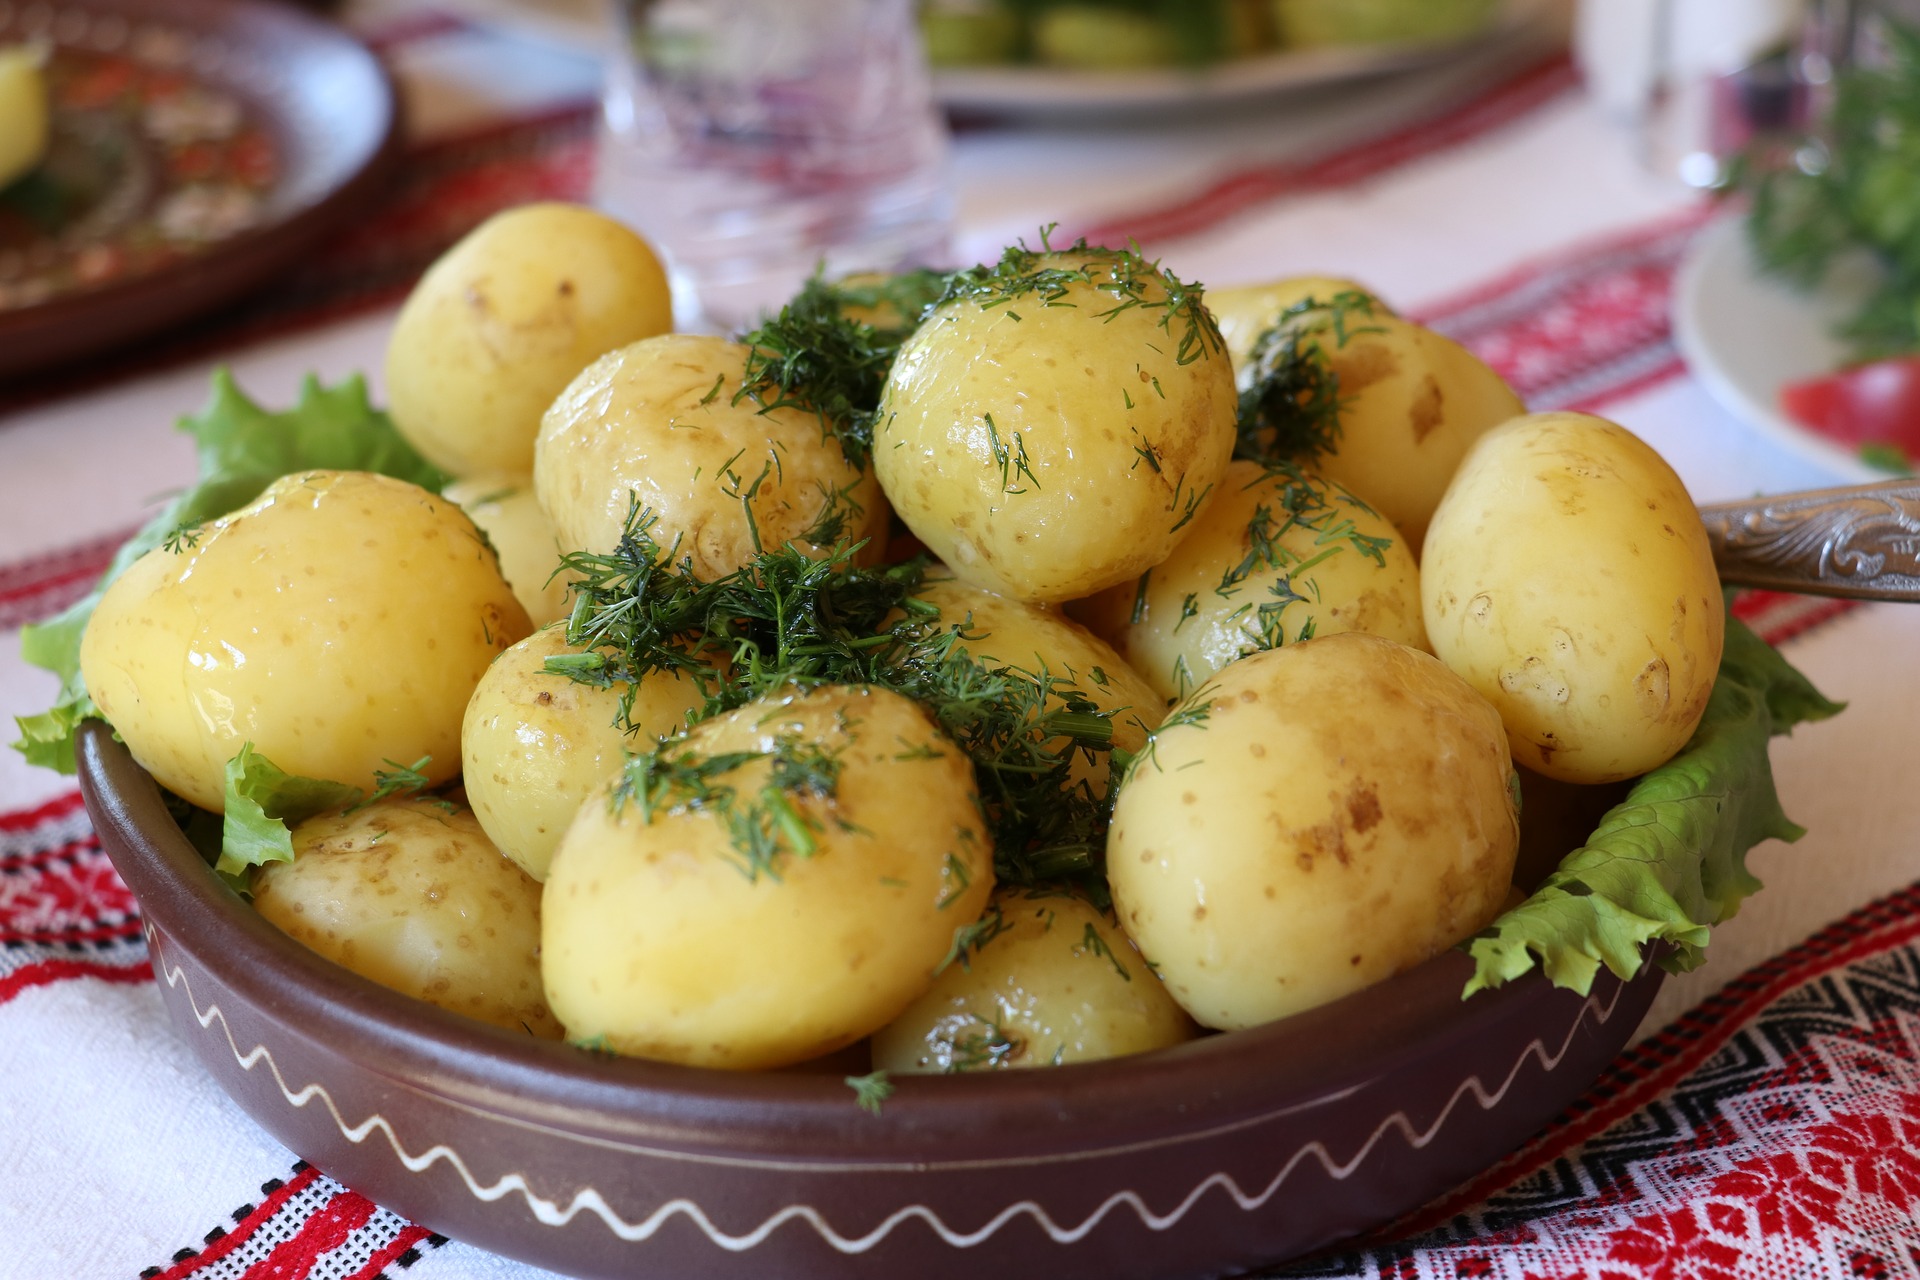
[78,723,1661,1279]
[0,0,399,378]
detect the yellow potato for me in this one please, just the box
[462,625,708,881]
[0,45,49,188]
[81,471,529,811]
[1205,276,1389,375]
[872,888,1198,1073]
[1078,459,1426,701]
[385,203,672,478]
[1107,633,1518,1030]
[535,333,888,575]
[1301,312,1523,554]
[914,577,1162,795]
[253,797,561,1038]
[1422,411,1724,784]
[542,684,993,1069]
[443,474,571,626]
[875,248,1238,603]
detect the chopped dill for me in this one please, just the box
[1235,290,1386,464]
[943,1015,1025,1071]
[162,524,202,554]
[940,901,1011,973]
[1077,923,1132,982]
[347,755,444,813]
[551,502,1129,895]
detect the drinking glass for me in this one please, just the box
[596,0,955,333]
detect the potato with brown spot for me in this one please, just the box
[252,797,561,1037]
[535,334,887,575]
[1421,412,1724,784]
[385,203,672,477]
[1076,460,1426,701]
[872,889,1197,1073]
[1106,633,1519,1030]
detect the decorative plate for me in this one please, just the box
[78,723,1663,1279]
[0,0,398,379]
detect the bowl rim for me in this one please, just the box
[78,720,1626,1172]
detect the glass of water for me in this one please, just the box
[597,0,955,334]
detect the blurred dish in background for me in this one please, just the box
[925,0,1537,117]
[0,0,397,381]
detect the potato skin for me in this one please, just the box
[1205,276,1388,375]
[252,797,562,1038]
[443,474,571,626]
[534,334,887,574]
[384,203,672,478]
[1308,313,1524,554]
[1107,633,1518,1030]
[875,251,1237,603]
[541,685,993,1069]
[462,625,706,882]
[1422,412,1724,784]
[872,888,1198,1073]
[1079,459,1426,701]
[80,471,529,811]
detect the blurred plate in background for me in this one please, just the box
[930,0,1544,120]
[1673,215,1886,486]
[0,0,398,380]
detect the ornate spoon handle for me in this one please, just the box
[1700,480,1920,602]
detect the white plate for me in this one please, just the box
[1672,214,1889,485]
[931,2,1539,117]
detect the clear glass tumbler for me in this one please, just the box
[596,0,954,334]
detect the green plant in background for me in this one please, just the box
[1744,21,1920,357]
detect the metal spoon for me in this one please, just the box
[1702,479,1920,601]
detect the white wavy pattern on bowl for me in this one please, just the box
[152,925,1628,1255]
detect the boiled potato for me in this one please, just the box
[1255,306,1523,554]
[463,624,708,881]
[1107,633,1518,1030]
[0,45,49,189]
[542,684,993,1069]
[1078,459,1426,701]
[385,203,672,478]
[1273,0,1499,46]
[876,247,1238,603]
[873,888,1198,1073]
[444,475,571,626]
[535,333,888,575]
[81,471,529,811]
[1033,9,1172,67]
[253,796,561,1037]
[1206,276,1389,375]
[913,577,1162,795]
[1422,411,1724,784]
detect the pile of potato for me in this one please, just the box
[76,203,1724,1075]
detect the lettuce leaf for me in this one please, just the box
[11,370,447,774]
[215,743,363,889]
[1465,608,1845,996]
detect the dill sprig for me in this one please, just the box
[735,270,946,472]
[937,229,1225,369]
[613,733,846,881]
[551,505,1130,892]
[846,1069,894,1115]
[1234,290,1385,463]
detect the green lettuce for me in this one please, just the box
[216,744,362,888]
[1465,608,1845,996]
[11,370,447,774]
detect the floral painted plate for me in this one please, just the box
[0,0,398,379]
